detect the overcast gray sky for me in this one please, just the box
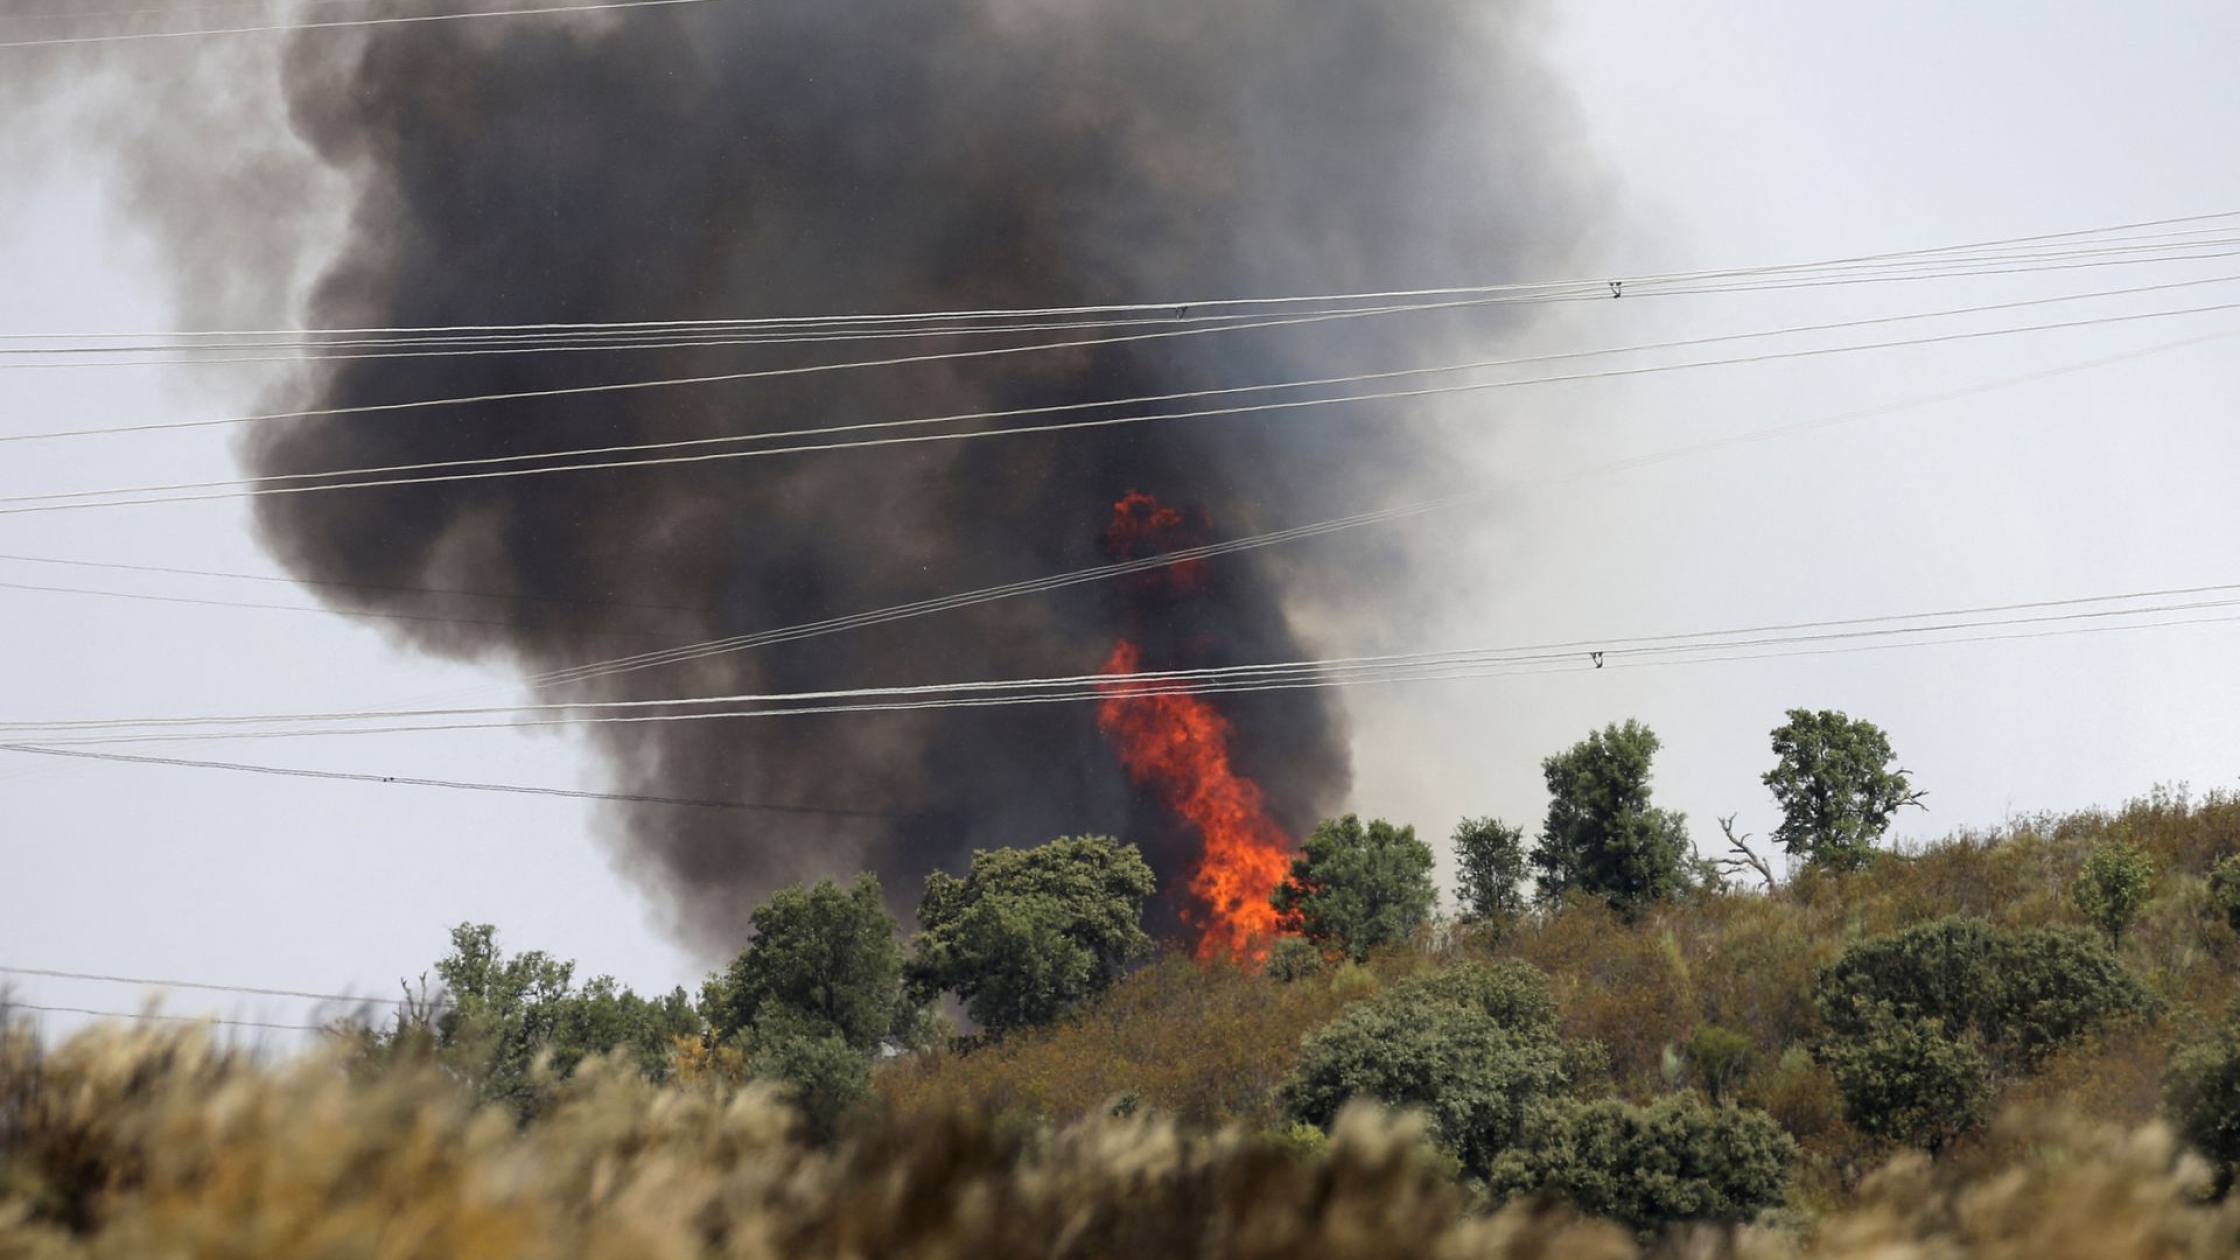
[5,1,2239,1043]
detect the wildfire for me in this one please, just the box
[1093,491,1294,963]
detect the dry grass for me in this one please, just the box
[6,1019,2240,1259]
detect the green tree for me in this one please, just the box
[1488,1093,1795,1237]
[1534,720,1691,914]
[1817,1009,1992,1154]
[392,924,699,1119]
[1282,961,1567,1175]
[2164,1004,2240,1196]
[906,835,1155,1034]
[1452,815,1529,929]
[2072,839,2156,948]
[702,873,911,1053]
[1271,814,1437,961]
[743,1010,875,1143]
[1763,709,1922,871]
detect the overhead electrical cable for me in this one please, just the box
[11,237,2240,369]
[7,293,2239,517]
[507,323,2240,694]
[0,0,728,50]
[0,295,1516,444]
[1,1002,330,1034]
[0,964,427,1009]
[0,748,902,813]
[7,268,2225,507]
[10,584,2240,743]
[0,576,690,637]
[9,207,2234,343]
[0,552,712,614]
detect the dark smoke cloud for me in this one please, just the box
[236,0,1601,955]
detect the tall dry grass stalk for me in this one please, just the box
[5,1019,2239,1259]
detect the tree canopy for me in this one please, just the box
[702,873,911,1054]
[395,924,698,1120]
[906,834,1156,1034]
[1452,815,1529,929]
[1763,709,1921,871]
[1534,720,1692,914]
[1271,814,1438,960]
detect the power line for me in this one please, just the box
[10,293,2239,517]
[17,269,2229,506]
[10,207,2234,342]
[0,295,1506,444]
[12,583,2240,743]
[0,552,711,615]
[0,321,2221,686]
[0,0,726,50]
[0,744,911,816]
[12,240,2240,371]
[0,577,687,639]
[0,964,424,1009]
[489,325,2240,695]
[2,1001,329,1034]
[11,220,2240,441]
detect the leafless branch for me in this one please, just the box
[1712,814,1777,892]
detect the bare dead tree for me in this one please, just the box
[1712,814,1777,892]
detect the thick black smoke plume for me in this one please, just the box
[244,0,1598,954]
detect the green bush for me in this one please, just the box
[2072,839,2155,948]
[1814,916,2150,1069]
[1977,925,2155,1065]
[1282,961,1566,1174]
[1265,936,1324,983]
[1816,1009,1992,1153]
[2163,1005,2240,1195]
[1488,1092,1795,1237]
[2207,853,2240,935]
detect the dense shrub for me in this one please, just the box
[1488,1092,1795,1237]
[2072,838,2156,948]
[1282,961,1566,1174]
[1265,936,1324,983]
[1978,925,2156,1065]
[2163,1005,2240,1195]
[2208,853,2240,935]
[1815,916,2151,1069]
[1816,1010,1993,1153]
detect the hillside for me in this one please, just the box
[7,787,2240,1257]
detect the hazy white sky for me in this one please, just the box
[5,1,2239,1044]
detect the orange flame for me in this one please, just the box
[1096,638,1294,962]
